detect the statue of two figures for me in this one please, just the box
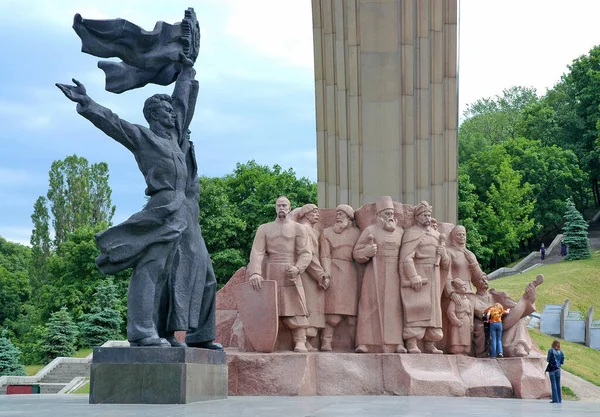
[236,196,543,357]
[57,9,221,350]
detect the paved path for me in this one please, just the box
[562,370,600,402]
[0,394,599,417]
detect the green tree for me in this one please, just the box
[39,226,129,321]
[3,304,46,365]
[41,307,79,361]
[501,137,586,236]
[0,238,32,326]
[0,331,26,376]
[46,155,115,247]
[562,198,591,261]
[459,86,539,162]
[29,196,51,294]
[79,278,123,347]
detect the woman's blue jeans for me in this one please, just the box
[489,322,503,358]
[549,369,562,403]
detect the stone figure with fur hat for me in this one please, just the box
[400,201,451,354]
[293,203,330,351]
[353,196,406,353]
[319,204,361,351]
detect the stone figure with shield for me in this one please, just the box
[240,196,313,353]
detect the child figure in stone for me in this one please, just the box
[446,278,473,355]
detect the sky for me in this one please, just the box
[1,0,600,246]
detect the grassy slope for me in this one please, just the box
[489,249,600,320]
[529,329,600,387]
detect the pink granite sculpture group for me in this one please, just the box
[234,196,540,358]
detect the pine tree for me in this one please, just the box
[42,307,79,361]
[0,331,26,376]
[562,198,591,260]
[79,278,123,347]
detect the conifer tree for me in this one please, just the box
[79,278,123,347]
[562,198,591,260]
[42,307,79,361]
[0,331,26,376]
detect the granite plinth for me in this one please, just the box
[90,347,227,404]
[226,350,550,399]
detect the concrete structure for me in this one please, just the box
[311,0,459,223]
[89,347,227,404]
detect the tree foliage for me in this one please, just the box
[0,238,31,327]
[79,278,123,348]
[562,198,591,261]
[29,196,51,294]
[39,226,129,321]
[45,155,115,247]
[0,332,26,376]
[41,307,79,361]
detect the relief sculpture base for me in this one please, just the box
[225,350,550,399]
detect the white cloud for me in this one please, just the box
[222,0,314,70]
[459,0,600,114]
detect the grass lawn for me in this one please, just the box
[73,379,90,394]
[74,348,93,358]
[489,249,600,320]
[24,365,44,376]
[529,329,600,387]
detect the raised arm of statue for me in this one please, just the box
[171,53,199,135]
[56,79,141,152]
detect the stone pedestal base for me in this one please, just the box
[226,349,550,399]
[90,347,227,404]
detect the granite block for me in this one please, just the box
[89,347,227,404]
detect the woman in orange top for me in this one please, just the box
[484,303,508,358]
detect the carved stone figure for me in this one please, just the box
[446,278,473,355]
[293,204,330,351]
[472,273,543,357]
[56,11,219,349]
[353,196,406,354]
[446,225,482,295]
[400,201,450,354]
[247,196,312,353]
[319,204,361,351]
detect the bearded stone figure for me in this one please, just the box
[400,201,450,354]
[319,204,361,351]
[352,196,406,354]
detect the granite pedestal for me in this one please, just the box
[90,347,227,404]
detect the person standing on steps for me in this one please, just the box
[540,243,546,261]
[546,339,565,403]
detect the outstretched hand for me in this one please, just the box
[56,78,90,106]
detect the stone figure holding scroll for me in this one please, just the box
[353,196,406,354]
[247,196,312,353]
[319,204,361,351]
[400,201,450,354]
[293,204,330,351]
[56,10,220,349]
